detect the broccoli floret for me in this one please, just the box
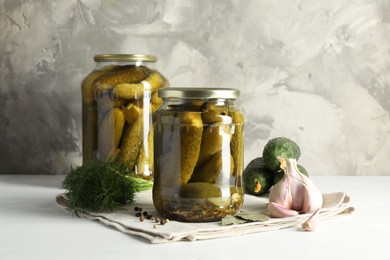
[262,137,301,172]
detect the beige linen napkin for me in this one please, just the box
[57,190,354,243]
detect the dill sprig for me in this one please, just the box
[62,160,153,216]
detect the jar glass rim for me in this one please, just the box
[93,54,157,62]
[158,87,240,99]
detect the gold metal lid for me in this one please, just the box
[93,54,158,62]
[158,87,240,99]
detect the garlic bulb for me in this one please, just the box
[268,157,323,218]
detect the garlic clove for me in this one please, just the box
[301,177,323,213]
[268,202,299,218]
[302,209,320,231]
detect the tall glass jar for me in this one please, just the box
[153,88,245,222]
[81,54,168,179]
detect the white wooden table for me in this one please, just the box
[0,175,388,260]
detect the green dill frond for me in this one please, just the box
[62,160,153,216]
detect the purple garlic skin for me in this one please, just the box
[268,158,323,218]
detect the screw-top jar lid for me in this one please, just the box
[158,87,240,99]
[93,54,158,62]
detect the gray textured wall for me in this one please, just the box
[1,0,390,175]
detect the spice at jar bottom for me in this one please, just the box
[153,88,245,222]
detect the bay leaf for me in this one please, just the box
[221,215,247,226]
[236,211,269,222]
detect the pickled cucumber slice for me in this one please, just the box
[120,110,144,169]
[94,65,150,93]
[229,110,245,176]
[179,182,222,198]
[111,71,164,100]
[178,112,203,184]
[190,153,234,183]
[97,108,125,160]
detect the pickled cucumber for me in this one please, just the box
[94,65,150,93]
[197,123,231,167]
[178,112,203,184]
[122,103,142,124]
[190,153,234,183]
[111,71,164,100]
[151,91,163,112]
[229,110,245,176]
[120,112,144,169]
[112,109,125,148]
[202,104,230,124]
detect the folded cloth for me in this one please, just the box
[56,190,354,243]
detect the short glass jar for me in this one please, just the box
[81,54,168,179]
[153,88,245,222]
